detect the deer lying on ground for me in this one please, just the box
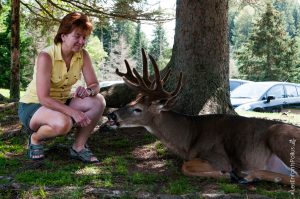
[108,49,300,186]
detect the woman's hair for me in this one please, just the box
[54,12,93,44]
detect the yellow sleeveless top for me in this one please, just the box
[20,43,84,104]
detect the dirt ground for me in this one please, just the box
[0,102,297,198]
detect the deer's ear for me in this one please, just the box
[162,97,177,111]
[151,99,176,111]
[150,100,166,111]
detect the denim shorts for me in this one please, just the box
[18,102,42,131]
[18,99,73,131]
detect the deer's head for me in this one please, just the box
[108,49,182,128]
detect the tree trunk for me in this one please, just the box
[10,0,20,101]
[164,0,233,115]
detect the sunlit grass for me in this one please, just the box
[237,110,300,126]
[25,186,84,199]
[0,88,10,98]
[155,140,168,157]
[15,165,108,186]
[75,165,103,175]
[32,186,47,199]
[0,141,25,154]
[0,88,25,98]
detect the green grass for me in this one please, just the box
[165,177,197,194]
[0,132,27,175]
[218,182,244,194]
[256,187,300,198]
[155,141,168,157]
[0,157,23,175]
[1,103,300,198]
[102,155,129,175]
[128,172,166,185]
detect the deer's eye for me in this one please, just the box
[133,108,142,113]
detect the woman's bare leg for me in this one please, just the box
[69,94,106,161]
[29,107,73,158]
[28,94,105,160]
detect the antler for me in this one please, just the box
[116,48,183,102]
[116,49,152,87]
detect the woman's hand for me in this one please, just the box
[70,109,91,127]
[75,86,89,99]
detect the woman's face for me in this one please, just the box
[61,28,88,52]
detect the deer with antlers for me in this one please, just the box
[107,49,300,186]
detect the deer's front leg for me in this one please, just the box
[182,159,230,179]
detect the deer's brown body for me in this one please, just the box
[108,49,300,186]
[145,112,299,173]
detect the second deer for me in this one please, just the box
[108,49,300,186]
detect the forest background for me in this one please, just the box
[1,0,300,91]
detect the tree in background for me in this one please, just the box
[131,21,142,69]
[149,22,170,74]
[0,3,11,89]
[0,1,33,90]
[282,35,300,82]
[85,35,107,78]
[94,19,136,58]
[95,19,140,80]
[115,20,135,48]
[94,21,114,56]
[228,0,300,79]
[235,3,300,82]
[131,21,148,72]
[102,35,135,81]
[232,5,256,50]
[274,0,300,37]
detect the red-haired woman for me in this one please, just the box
[18,12,106,163]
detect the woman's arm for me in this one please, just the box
[81,49,100,95]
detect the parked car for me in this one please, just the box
[229,79,252,91]
[231,81,300,113]
[100,80,124,88]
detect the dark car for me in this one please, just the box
[231,81,300,113]
[229,79,252,91]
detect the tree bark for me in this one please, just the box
[10,0,20,101]
[164,0,234,115]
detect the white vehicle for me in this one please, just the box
[100,80,124,88]
[231,81,300,113]
[229,79,252,91]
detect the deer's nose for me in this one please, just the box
[107,112,117,121]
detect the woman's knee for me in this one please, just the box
[98,94,106,108]
[91,94,106,111]
[51,116,73,136]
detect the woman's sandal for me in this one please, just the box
[69,146,99,163]
[28,134,44,160]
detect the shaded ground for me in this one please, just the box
[0,102,298,198]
